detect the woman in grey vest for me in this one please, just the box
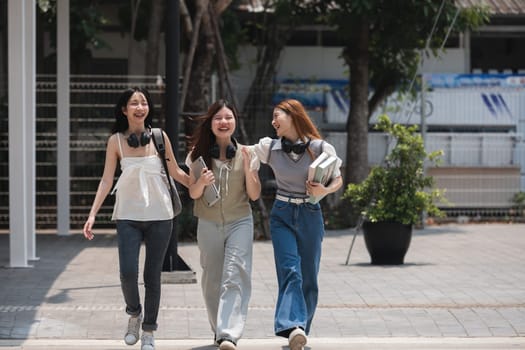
[186,99,261,350]
[252,99,343,350]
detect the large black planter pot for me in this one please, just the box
[362,221,413,265]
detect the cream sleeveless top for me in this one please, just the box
[111,133,174,221]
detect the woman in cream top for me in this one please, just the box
[82,87,189,350]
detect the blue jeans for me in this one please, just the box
[116,219,172,332]
[270,200,324,337]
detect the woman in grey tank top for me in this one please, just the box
[253,99,343,350]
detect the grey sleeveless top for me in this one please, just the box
[267,138,324,197]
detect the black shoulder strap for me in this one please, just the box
[151,128,176,197]
[151,128,166,157]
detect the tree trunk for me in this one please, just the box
[184,13,215,114]
[179,0,193,40]
[145,0,164,75]
[208,2,270,239]
[183,0,231,114]
[238,18,296,240]
[208,2,244,140]
[368,82,396,120]
[180,0,207,112]
[345,18,370,185]
[241,23,291,138]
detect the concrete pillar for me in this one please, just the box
[25,0,38,261]
[56,0,70,235]
[8,0,29,267]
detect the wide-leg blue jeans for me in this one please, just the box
[116,219,172,332]
[270,199,324,337]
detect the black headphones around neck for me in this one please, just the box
[281,138,310,154]
[210,138,238,159]
[127,131,151,148]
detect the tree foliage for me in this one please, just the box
[307,0,488,113]
[301,0,489,185]
[37,0,109,67]
[343,115,446,225]
[240,0,317,138]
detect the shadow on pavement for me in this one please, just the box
[0,233,117,343]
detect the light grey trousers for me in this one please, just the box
[197,215,253,344]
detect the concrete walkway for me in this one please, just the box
[0,223,524,349]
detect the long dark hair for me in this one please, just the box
[111,87,154,134]
[188,99,238,167]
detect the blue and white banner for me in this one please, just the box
[273,76,525,127]
[425,73,525,89]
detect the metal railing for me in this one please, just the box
[1,76,524,229]
[1,75,182,229]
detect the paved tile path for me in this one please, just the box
[0,223,524,349]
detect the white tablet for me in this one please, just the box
[190,156,221,207]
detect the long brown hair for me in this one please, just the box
[275,99,322,159]
[188,99,238,167]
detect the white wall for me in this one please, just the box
[233,46,467,81]
[78,29,468,84]
[278,46,348,79]
[369,90,523,128]
[231,45,468,99]
[90,32,167,75]
[420,48,467,74]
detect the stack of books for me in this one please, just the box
[307,151,338,204]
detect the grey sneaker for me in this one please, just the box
[124,314,142,345]
[288,327,307,350]
[141,332,155,350]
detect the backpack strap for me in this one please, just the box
[151,128,177,201]
[151,128,166,157]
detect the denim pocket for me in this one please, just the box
[273,200,291,211]
[304,202,321,212]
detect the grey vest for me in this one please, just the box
[267,139,324,197]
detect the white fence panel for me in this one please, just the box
[325,132,519,168]
[369,90,524,128]
[425,134,452,165]
[428,169,521,208]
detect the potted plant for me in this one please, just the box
[343,114,445,265]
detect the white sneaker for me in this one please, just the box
[288,328,307,350]
[141,331,155,350]
[219,339,236,350]
[124,314,142,345]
